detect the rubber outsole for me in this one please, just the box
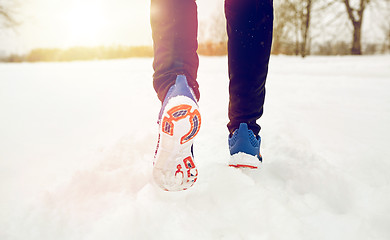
[153,96,201,191]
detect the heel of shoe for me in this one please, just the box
[228,123,262,169]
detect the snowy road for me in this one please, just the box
[1,56,390,239]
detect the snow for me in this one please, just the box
[1,55,390,239]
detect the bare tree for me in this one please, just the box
[272,0,298,55]
[198,6,227,44]
[375,0,390,53]
[343,0,369,55]
[300,0,313,57]
[198,3,228,56]
[386,26,390,53]
[273,0,314,57]
[0,1,18,29]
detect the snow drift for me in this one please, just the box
[1,56,389,240]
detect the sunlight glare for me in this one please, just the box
[65,1,107,46]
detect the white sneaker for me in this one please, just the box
[153,75,201,191]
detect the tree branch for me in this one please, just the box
[344,0,357,24]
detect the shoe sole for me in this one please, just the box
[229,164,258,169]
[229,152,261,169]
[153,96,201,191]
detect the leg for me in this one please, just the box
[225,0,273,135]
[151,0,201,191]
[151,0,200,102]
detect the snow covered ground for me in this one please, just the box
[1,55,390,240]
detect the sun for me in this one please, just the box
[65,1,107,46]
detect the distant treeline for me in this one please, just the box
[272,41,389,56]
[1,45,154,63]
[197,40,389,56]
[1,41,388,63]
[199,40,388,56]
[2,43,229,63]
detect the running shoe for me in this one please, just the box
[228,123,262,169]
[153,75,201,191]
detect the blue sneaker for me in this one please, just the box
[228,123,262,169]
[153,75,201,191]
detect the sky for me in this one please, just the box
[0,0,222,55]
[0,0,388,55]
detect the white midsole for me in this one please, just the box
[229,152,261,169]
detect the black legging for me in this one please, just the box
[151,0,273,135]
